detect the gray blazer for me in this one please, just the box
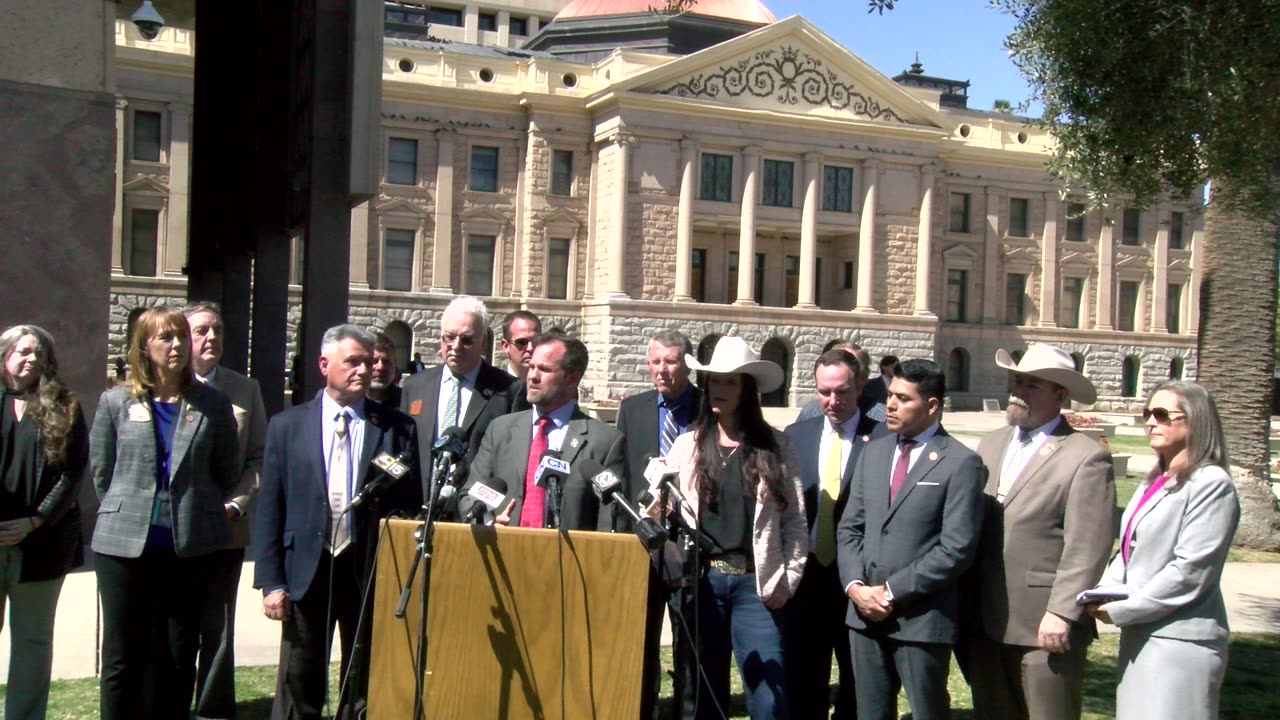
[1097,464,1239,643]
[207,366,267,548]
[89,383,239,558]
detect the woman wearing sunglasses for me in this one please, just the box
[1085,380,1239,719]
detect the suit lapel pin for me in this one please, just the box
[928,451,939,462]
[570,437,580,449]
[185,414,195,423]
[1040,444,1054,455]
[861,435,870,443]
[482,388,493,399]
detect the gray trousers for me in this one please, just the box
[0,546,67,720]
[1116,631,1227,720]
[966,633,1089,720]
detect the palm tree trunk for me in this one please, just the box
[1198,184,1280,550]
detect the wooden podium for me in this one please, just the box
[368,520,650,719]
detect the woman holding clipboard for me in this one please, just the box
[1085,380,1239,719]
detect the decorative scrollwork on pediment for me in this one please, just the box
[657,46,908,123]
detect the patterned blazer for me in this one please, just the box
[89,383,239,559]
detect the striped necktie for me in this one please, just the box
[660,399,679,456]
[328,411,352,555]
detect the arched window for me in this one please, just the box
[948,348,970,393]
[383,321,413,371]
[1122,355,1141,398]
[760,337,792,408]
[1169,356,1184,380]
[1070,352,1086,373]
[125,307,146,346]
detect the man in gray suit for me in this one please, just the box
[185,301,269,720]
[966,343,1115,720]
[837,359,985,720]
[459,332,623,530]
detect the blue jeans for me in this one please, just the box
[689,568,790,720]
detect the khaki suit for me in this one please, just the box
[967,418,1116,720]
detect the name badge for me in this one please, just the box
[128,404,151,423]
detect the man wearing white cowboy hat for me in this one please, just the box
[964,342,1116,720]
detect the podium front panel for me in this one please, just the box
[370,520,650,719]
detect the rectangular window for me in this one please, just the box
[1169,211,1186,250]
[945,269,968,322]
[699,153,733,202]
[550,149,573,197]
[465,235,496,296]
[762,159,794,207]
[1067,202,1087,243]
[1122,208,1141,245]
[691,248,707,303]
[1061,277,1083,328]
[1008,197,1030,237]
[509,16,528,36]
[427,8,463,26]
[383,228,415,291]
[470,146,499,192]
[843,261,854,289]
[386,137,418,185]
[822,166,854,212]
[385,6,430,38]
[478,13,497,31]
[133,110,162,162]
[949,192,971,233]
[1005,273,1027,325]
[785,255,799,307]
[1118,280,1140,331]
[128,208,159,276]
[754,252,766,305]
[727,251,739,304]
[546,238,570,299]
[1167,283,1183,334]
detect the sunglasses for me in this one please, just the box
[508,337,533,350]
[1142,407,1186,423]
[441,333,477,347]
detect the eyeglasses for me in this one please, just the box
[1142,407,1186,423]
[441,333,476,347]
[509,337,533,350]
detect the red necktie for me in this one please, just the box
[519,416,553,527]
[889,438,917,504]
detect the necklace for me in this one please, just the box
[717,443,740,469]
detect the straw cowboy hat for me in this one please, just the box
[686,336,785,394]
[995,342,1097,404]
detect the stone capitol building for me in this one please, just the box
[109,0,1202,409]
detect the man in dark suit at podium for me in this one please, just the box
[616,329,701,720]
[254,325,420,720]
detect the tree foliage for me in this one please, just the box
[870,1,1280,216]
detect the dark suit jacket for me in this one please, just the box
[784,412,882,548]
[89,383,239,559]
[399,362,514,481]
[458,406,624,531]
[615,386,702,531]
[253,396,419,602]
[837,427,986,644]
[859,375,890,414]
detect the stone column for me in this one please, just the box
[674,138,697,302]
[430,129,455,294]
[735,145,761,306]
[1151,205,1170,332]
[111,96,126,274]
[1187,215,1204,334]
[1095,208,1115,330]
[853,157,880,312]
[603,132,632,299]
[348,200,371,289]
[796,151,821,308]
[982,187,1002,324]
[1038,193,1059,326]
[913,163,936,317]
[163,101,190,277]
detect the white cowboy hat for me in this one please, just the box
[686,336,785,394]
[995,343,1097,404]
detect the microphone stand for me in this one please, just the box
[545,475,562,529]
[397,448,454,720]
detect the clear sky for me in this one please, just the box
[765,0,1039,114]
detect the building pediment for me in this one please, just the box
[536,206,584,230]
[1060,249,1094,267]
[375,196,430,216]
[612,16,943,129]
[122,174,169,195]
[1115,251,1149,269]
[942,244,980,262]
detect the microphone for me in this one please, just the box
[583,460,667,551]
[643,455,690,507]
[534,450,570,488]
[463,477,509,524]
[433,426,466,459]
[346,449,414,510]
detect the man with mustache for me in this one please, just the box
[964,343,1115,720]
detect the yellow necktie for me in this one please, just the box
[815,425,844,565]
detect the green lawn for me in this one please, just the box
[9,634,1280,719]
